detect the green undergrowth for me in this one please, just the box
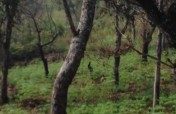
[0,47,176,114]
[1,1,176,114]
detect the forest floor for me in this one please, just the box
[0,49,176,114]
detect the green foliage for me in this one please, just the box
[0,104,28,114]
[9,61,62,101]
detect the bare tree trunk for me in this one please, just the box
[1,0,18,104]
[1,50,10,104]
[51,0,96,114]
[114,15,121,87]
[38,44,49,76]
[141,24,155,61]
[153,30,162,108]
[114,14,129,86]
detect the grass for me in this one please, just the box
[0,47,175,114]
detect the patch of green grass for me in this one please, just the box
[0,104,28,114]
[0,45,174,114]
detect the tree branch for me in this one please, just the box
[31,16,41,44]
[41,32,60,47]
[62,0,78,36]
[128,45,173,68]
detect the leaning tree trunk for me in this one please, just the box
[51,0,96,114]
[153,30,162,108]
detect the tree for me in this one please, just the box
[1,0,19,104]
[132,0,176,48]
[105,0,136,87]
[20,0,60,76]
[51,0,97,114]
[114,16,129,87]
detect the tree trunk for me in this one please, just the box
[51,0,96,114]
[114,16,121,86]
[153,31,162,108]
[1,0,18,104]
[142,39,151,61]
[1,50,10,104]
[114,11,129,87]
[1,9,12,105]
[38,44,49,76]
[141,25,155,61]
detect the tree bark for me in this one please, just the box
[153,31,162,108]
[51,0,96,114]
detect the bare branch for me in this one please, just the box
[41,32,60,47]
[62,0,78,36]
[31,15,41,44]
[21,7,42,44]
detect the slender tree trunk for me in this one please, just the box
[38,44,49,76]
[153,31,162,108]
[1,0,18,104]
[114,15,121,86]
[141,25,155,61]
[1,7,12,105]
[1,50,10,104]
[142,39,151,61]
[114,13,129,87]
[51,0,96,114]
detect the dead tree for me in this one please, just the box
[51,0,97,113]
[1,0,18,104]
[153,30,162,108]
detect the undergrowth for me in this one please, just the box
[0,49,175,114]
